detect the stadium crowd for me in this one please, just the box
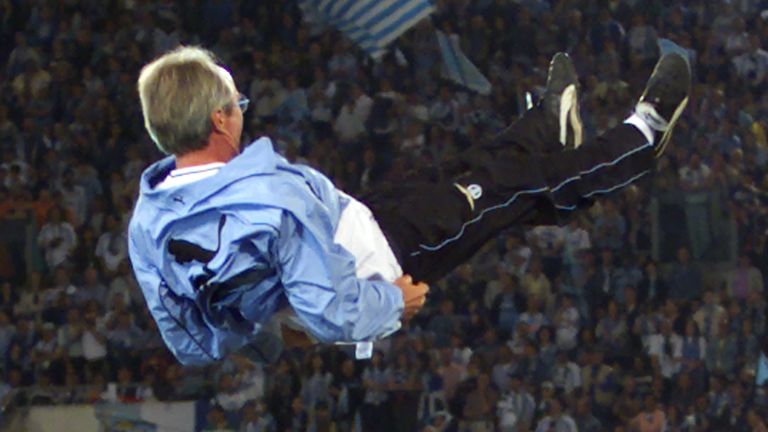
[2,0,768,431]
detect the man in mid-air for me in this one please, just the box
[129,46,690,365]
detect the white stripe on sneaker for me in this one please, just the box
[569,89,583,148]
[559,84,577,146]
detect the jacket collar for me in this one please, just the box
[138,137,278,210]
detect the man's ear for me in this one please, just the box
[210,109,226,133]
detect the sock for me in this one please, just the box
[624,113,656,145]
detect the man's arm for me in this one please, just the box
[62,223,77,252]
[129,230,266,366]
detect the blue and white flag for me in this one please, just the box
[757,351,768,386]
[299,0,435,59]
[436,30,492,95]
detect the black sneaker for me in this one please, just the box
[635,53,691,158]
[543,52,583,150]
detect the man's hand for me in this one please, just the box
[394,274,429,321]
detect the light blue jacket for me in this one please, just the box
[128,138,403,365]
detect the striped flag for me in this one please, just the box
[436,30,492,95]
[758,351,768,386]
[299,0,435,59]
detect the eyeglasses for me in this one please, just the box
[237,93,250,113]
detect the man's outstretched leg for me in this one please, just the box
[364,53,691,283]
[441,52,584,178]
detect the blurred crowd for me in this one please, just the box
[2,0,768,431]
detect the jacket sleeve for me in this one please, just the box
[271,212,404,344]
[129,227,281,366]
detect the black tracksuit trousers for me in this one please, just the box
[361,106,653,284]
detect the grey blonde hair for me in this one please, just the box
[137,46,235,155]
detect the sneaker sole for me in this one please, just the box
[653,95,688,158]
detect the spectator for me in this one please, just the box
[436,347,466,401]
[582,348,617,416]
[638,260,668,306]
[747,407,768,432]
[76,266,107,308]
[627,14,658,61]
[705,318,738,374]
[0,282,19,310]
[267,357,300,430]
[573,397,602,432]
[57,170,87,228]
[737,318,760,365]
[553,295,579,351]
[679,153,714,258]
[693,290,727,339]
[680,319,706,371]
[534,398,577,432]
[594,249,619,309]
[30,322,59,376]
[36,206,76,270]
[611,378,642,425]
[537,327,558,379]
[596,300,628,353]
[361,351,390,432]
[429,86,460,132]
[522,257,553,309]
[0,311,15,358]
[551,351,582,396]
[496,372,535,431]
[11,59,50,100]
[461,372,498,431]
[592,200,626,251]
[428,299,460,348]
[562,219,591,276]
[239,399,276,432]
[309,400,336,432]
[528,225,564,279]
[518,297,549,338]
[105,260,139,308]
[489,271,522,336]
[726,253,764,301]
[707,374,732,422]
[333,100,366,146]
[629,395,667,432]
[388,351,420,432]
[56,308,84,375]
[11,315,36,354]
[501,233,532,279]
[214,373,250,416]
[299,354,333,419]
[105,309,142,358]
[329,358,363,432]
[94,214,128,277]
[644,319,683,379]
[667,247,703,303]
[81,301,107,372]
[613,253,643,305]
[203,404,235,432]
[733,34,768,88]
[670,372,697,411]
